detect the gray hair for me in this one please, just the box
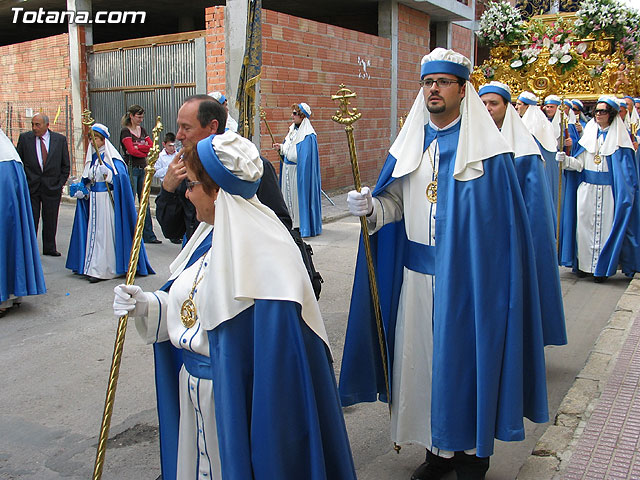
[33,113,49,124]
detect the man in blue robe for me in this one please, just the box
[479,81,566,347]
[341,48,549,480]
[0,127,46,315]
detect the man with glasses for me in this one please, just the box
[557,96,640,282]
[341,48,549,480]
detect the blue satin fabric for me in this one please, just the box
[536,139,560,222]
[513,153,566,346]
[151,299,356,480]
[0,160,46,302]
[339,122,549,457]
[294,133,322,237]
[65,157,154,276]
[560,141,640,277]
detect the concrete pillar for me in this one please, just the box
[67,0,92,175]
[225,0,249,133]
[379,0,399,144]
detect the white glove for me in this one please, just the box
[97,164,111,181]
[113,284,149,318]
[556,152,566,164]
[73,190,86,199]
[347,187,373,217]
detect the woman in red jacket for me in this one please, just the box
[119,104,161,244]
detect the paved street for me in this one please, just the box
[0,201,632,480]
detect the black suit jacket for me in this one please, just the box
[17,130,71,195]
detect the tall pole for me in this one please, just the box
[331,85,398,454]
[557,103,566,254]
[92,116,163,480]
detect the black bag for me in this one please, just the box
[291,230,323,300]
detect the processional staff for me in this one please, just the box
[259,106,277,146]
[81,110,114,207]
[557,101,569,253]
[331,84,399,453]
[92,116,163,480]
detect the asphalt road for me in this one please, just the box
[0,205,631,480]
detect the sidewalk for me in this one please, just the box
[518,276,640,479]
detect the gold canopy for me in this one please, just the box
[471,13,639,101]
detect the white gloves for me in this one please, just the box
[97,164,111,181]
[347,186,374,217]
[555,152,566,164]
[113,284,149,318]
[73,190,86,199]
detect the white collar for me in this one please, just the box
[428,115,461,132]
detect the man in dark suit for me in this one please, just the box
[17,113,70,256]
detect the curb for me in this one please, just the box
[517,274,640,479]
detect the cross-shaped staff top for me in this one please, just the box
[331,84,362,126]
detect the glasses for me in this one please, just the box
[594,109,609,115]
[419,78,461,89]
[292,111,301,116]
[186,180,203,191]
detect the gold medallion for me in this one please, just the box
[426,181,437,203]
[180,298,197,328]
[594,154,601,165]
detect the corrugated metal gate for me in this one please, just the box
[87,31,207,164]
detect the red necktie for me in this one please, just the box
[39,136,47,166]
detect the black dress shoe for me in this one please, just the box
[452,452,490,480]
[88,276,106,283]
[411,450,455,480]
[170,238,182,244]
[594,276,607,283]
[43,250,62,256]
[145,238,162,244]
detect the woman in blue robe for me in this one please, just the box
[113,129,355,480]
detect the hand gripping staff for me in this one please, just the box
[331,85,400,453]
[92,117,163,480]
[81,110,114,207]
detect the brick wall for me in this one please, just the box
[0,34,72,145]
[205,6,226,95]
[260,9,392,189]
[397,4,430,129]
[451,23,473,60]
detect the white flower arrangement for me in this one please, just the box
[476,1,527,48]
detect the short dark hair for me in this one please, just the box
[180,144,220,196]
[183,95,227,133]
[164,132,176,143]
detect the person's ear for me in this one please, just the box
[208,119,219,134]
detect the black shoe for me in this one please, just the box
[170,238,182,244]
[452,452,490,480]
[145,238,162,244]
[575,269,588,278]
[88,276,106,283]
[43,250,61,256]
[594,276,607,283]
[411,450,455,480]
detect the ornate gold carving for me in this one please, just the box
[472,16,639,101]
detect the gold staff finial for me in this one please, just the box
[331,84,362,126]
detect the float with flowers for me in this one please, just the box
[470,0,640,100]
